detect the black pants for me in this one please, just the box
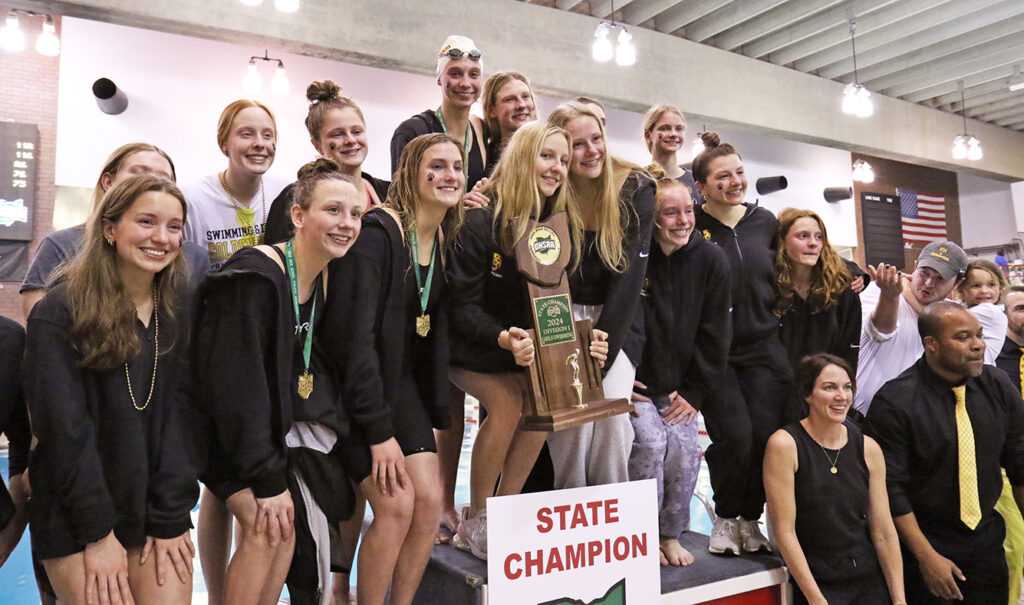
[903,518,1008,605]
[701,336,791,520]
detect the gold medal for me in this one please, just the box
[416,314,431,337]
[297,371,313,399]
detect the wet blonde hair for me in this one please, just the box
[386,133,465,247]
[548,101,640,272]
[486,121,581,265]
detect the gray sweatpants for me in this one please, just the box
[627,394,702,538]
[547,351,636,488]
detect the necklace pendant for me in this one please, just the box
[830,466,838,474]
[416,314,431,337]
[298,371,313,399]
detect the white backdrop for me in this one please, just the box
[53,16,969,249]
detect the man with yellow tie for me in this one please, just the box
[995,285,1024,604]
[866,301,1024,604]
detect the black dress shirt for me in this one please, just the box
[996,337,1024,396]
[865,357,1024,536]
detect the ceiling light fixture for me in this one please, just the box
[274,0,300,13]
[1009,65,1024,92]
[852,159,874,183]
[0,11,25,52]
[841,19,873,118]
[35,15,59,56]
[243,50,289,96]
[0,10,61,56]
[592,0,635,66]
[952,82,981,161]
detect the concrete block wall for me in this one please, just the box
[0,7,60,324]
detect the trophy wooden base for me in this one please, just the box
[520,397,634,432]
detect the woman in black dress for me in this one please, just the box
[25,175,196,604]
[764,354,905,605]
[325,133,464,605]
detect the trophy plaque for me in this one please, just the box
[514,212,633,431]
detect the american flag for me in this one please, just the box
[898,188,947,244]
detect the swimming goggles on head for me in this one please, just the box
[439,47,482,61]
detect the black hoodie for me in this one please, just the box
[694,203,779,349]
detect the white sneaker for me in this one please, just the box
[738,518,773,553]
[708,517,741,555]
[453,508,488,560]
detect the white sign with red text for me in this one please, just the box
[487,479,659,605]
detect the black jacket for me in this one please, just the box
[0,316,28,529]
[778,286,862,372]
[324,208,451,445]
[263,173,390,245]
[390,109,486,189]
[569,170,656,368]
[26,284,196,557]
[695,203,779,349]
[447,206,535,374]
[189,248,301,499]
[634,236,732,409]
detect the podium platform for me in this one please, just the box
[413,531,787,605]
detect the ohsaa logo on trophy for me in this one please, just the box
[528,226,561,265]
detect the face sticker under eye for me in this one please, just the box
[427,172,436,182]
[329,142,337,151]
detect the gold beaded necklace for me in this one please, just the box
[219,170,266,246]
[126,282,159,411]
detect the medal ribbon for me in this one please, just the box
[435,107,470,179]
[284,239,316,377]
[409,228,437,317]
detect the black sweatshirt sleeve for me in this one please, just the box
[594,173,656,368]
[25,306,117,545]
[448,210,506,347]
[145,352,198,539]
[835,287,862,374]
[677,251,732,411]
[0,317,28,476]
[390,113,430,177]
[198,276,288,498]
[325,226,395,444]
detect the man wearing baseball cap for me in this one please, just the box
[853,240,968,418]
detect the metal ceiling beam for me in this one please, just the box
[743,0,897,59]
[714,0,844,52]
[867,35,1024,97]
[925,74,1019,108]
[653,0,730,34]
[683,0,788,44]
[807,0,1016,79]
[899,64,1019,104]
[555,0,586,9]
[622,0,682,25]
[995,113,1024,127]
[964,94,1024,118]
[589,0,639,19]
[762,0,931,66]
[976,105,1024,122]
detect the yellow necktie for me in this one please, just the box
[953,385,982,530]
[1018,348,1024,394]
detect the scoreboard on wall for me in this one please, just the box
[0,121,38,281]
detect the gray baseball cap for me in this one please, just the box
[916,240,967,281]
